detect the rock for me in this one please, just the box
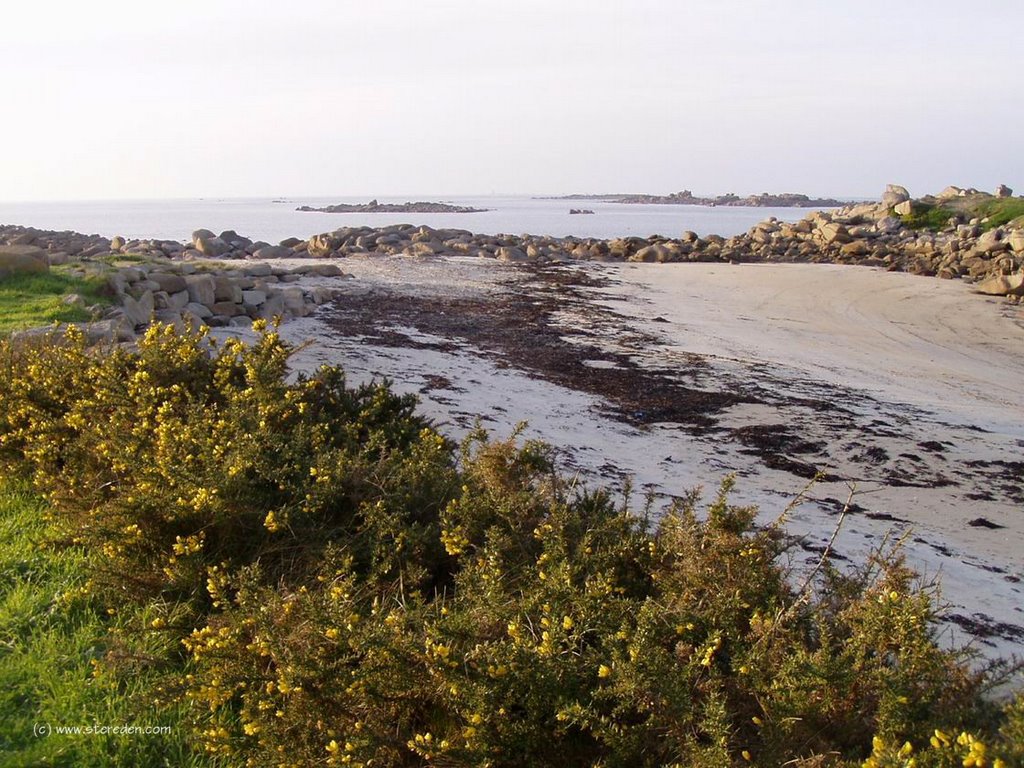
[975,272,1024,296]
[242,289,267,307]
[84,317,135,344]
[195,236,231,258]
[252,246,295,260]
[292,263,345,277]
[279,237,303,248]
[881,184,911,208]
[631,244,672,263]
[213,276,243,303]
[308,286,339,304]
[995,184,1013,198]
[110,235,126,251]
[0,244,49,278]
[975,230,1007,255]
[8,232,37,245]
[937,186,964,201]
[47,252,70,266]
[280,287,307,316]
[307,233,342,257]
[243,263,273,277]
[256,293,285,319]
[167,290,190,310]
[818,222,851,244]
[840,241,871,257]
[893,200,914,216]
[121,290,155,326]
[209,301,244,317]
[496,246,529,262]
[184,274,216,306]
[185,302,213,319]
[148,272,188,294]
[1007,230,1024,253]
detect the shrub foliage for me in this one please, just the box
[0,322,1020,767]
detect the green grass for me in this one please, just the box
[0,482,209,767]
[0,272,112,335]
[975,197,1024,230]
[898,202,957,231]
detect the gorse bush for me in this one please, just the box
[0,322,1020,767]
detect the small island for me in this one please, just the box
[297,199,489,214]
[541,190,851,208]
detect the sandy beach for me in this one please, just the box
[222,256,1024,660]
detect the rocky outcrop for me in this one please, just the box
[297,200,489,214]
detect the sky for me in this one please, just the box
[1,0,1022,201]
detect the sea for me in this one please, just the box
[0,195,836,244]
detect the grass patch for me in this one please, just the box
[898,203,957,231]
[976,197,1024,230]
[0,272,111,335]
[0,481,209,767]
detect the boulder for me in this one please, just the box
[279,237,303,248]
[881,184,911,208]
[195,236,231,258]
[149,272,188,294]
[937,186,964,201]
[191,229,217,242]
[243,263,273,277]
[280,286,308,316]
[975,230,1007,255]
[292,263,345,277]
[184,274,216,306]
[975,272,1024,296]
[0,244,49,278]
[496,246,529,262]
[893,200,914,216]
[256,292,285,319]
[252,245,295,260]
[242,289,267,307]
[110,235,126,251]
[818,222,851,244]
[1007,230,1024,253]
[185,302,213,319]
[995,184,1013,198]
[213,276,243,303]
[307,233,342,257]
[121,290,155,326]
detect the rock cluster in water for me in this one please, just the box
[296,199,488,214]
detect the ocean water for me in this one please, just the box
[0,195,830,244]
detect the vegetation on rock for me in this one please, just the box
[0,323,1021,767]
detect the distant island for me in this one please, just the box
[297,199,489,214]
[539,190,850,208]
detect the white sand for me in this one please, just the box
[230,257,1024,659]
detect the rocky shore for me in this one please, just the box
[2,183,1022,343]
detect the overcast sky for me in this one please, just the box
[2,0,1021,201]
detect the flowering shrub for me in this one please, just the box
[0,323,1020,767]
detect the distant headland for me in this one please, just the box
[539,190,852,208]
[297,199,489,214]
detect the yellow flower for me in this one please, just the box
[598,664,612,679]
[562,615,574,630]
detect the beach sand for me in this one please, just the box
[222,257,1024,660]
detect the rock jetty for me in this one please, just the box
[297,199,488,214]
